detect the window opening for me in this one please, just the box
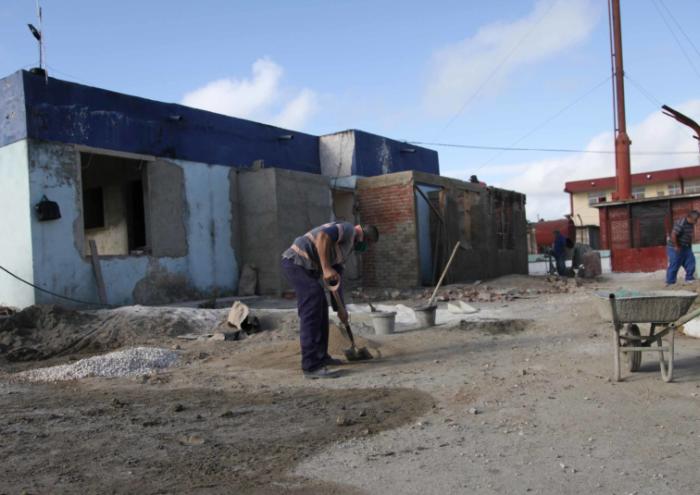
[631,186,645,200]
[588,191,606,205]
[80,152,148,256]
[685,180,700,194]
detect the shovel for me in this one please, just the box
[326,281,373,362]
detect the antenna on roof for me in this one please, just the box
[27,0,47,80]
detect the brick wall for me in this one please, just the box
[357,182,419,287]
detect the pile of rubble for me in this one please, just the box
[351,277,575,304]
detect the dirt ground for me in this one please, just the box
[3,272,700,494]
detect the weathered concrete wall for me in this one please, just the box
[0,72,27,147]
[275,168,333,292]
[320,130,439,178]
[148,160,188,258]
[411,171,529,281]
[238,168,279,294]
[0,140,35,307]
[238,168,332,295]
[23,140,239,307]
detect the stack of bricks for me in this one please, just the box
[357,182,419,288]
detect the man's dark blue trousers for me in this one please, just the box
[281,258,337,372]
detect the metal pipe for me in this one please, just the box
[672,305,700,327]
[610,0,632,200]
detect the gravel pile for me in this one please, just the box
[15,347,180,383]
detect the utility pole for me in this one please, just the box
[609,0,632,200]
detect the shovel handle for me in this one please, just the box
[428,242,461,307]
[326,283,357,347]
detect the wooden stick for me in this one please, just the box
[89,239,108,305]
[427,242,460,307]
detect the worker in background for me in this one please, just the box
[281,222,379,379]
[666,210,699,286]
[552,229,567,276]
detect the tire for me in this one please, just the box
[623,324,642,372]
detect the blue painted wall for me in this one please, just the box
[5,70,321,173]
[1,70,440,179]
[352,130,439,176]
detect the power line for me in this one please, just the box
[407,141,699,155]
[623,72,662,109]
[656,0,700,61]
[0,264,109,307]
[649,0,700,81]
[438,0,559,135]
[473,75,612,172]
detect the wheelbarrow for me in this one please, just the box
[595,290,699,382]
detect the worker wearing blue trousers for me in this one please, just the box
[281,222,379,379]
[666,210,699,285]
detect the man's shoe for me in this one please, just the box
[684,279,696,285]
[323,356,345,366]
[303,367,339,380]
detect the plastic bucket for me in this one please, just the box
[414,305,437,327]
[371,311,397,335]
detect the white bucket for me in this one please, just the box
[371,311,397,335]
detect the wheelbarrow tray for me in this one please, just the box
[596,289,698,383]
[594,290,697,323]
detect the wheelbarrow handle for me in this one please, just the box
[673,305,700,327]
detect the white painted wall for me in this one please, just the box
[28,140,100,305]
[319,131,355,178]
[0,140,35,307]
[174,158,238,293]
[22,140,239,307]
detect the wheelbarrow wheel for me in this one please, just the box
[623,324,642,372]
[658,327,675,383]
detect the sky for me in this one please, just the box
[2,0,700,221]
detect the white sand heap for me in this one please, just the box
[16,347,180,383]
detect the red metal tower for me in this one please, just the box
[609,0,632,201]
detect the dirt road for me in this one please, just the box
[3,273,700,494]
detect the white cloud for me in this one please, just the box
[464,100,700,221]
[272,89,318,129]
[424,0,600,116]
[181,58,318,129]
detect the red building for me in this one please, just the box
[596,192,700,272]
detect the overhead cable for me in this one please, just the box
[649,0,700,81]
[407,141,699,155]
[656,0,700,60]
[438,0,560,135]
[473,75,612,172]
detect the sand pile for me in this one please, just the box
[0,305,226,362]
[14,347,180,382]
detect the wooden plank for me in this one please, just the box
[88,239,108,305]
